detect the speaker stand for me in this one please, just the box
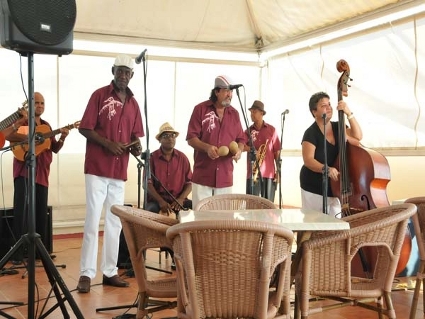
[0,52,83,319]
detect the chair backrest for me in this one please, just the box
[111,205,177,297]
[194,193,276,211]
[306,203,417,293]
[405,197,425,260]
[167,219,293,319]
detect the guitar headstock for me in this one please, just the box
[18,100,29,118]
[72,121,81,129]
[64,121,81,130]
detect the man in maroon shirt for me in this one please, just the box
[145,122,192,216]
[77,54,144,293]
[6,92,69,264]
[186,75,247,208]
[244,100,281,202]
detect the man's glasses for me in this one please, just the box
[160,133,177,139]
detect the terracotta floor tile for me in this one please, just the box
[0,236,422,318]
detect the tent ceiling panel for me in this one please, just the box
[74,0,410,52]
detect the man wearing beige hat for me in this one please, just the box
[145,122,192,215]
[77,54,144,293]
[186,75,247,208]
[244,100,281,202]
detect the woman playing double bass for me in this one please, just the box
[299,91,363,217]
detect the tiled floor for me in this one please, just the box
[0,235,423,319]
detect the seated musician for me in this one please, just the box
[144,122,193,217]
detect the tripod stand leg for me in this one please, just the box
[0,301,24,319]
[0,237,27,319]
[0,236,28,270]
[0,310,15,319]
[33,238,84,319]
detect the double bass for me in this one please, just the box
[330,59,411,277]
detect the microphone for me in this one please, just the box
[135,49,147,64]
[228,84,243,90]
[322,113,327,119]
[281,109,289,115]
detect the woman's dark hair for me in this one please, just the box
[308,92,329,117]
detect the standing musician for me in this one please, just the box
[145,122,193,217]
[299,92,362,217]
[77,54,144,293]
[243,100,281,202]
[6,92,69,264]
[186,75,246,208]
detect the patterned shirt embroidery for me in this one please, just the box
[99,97,123,120]
[251,130,259,143]
[202,111,218,132]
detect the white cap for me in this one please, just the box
[114,54,134,69]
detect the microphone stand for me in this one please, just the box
[321,113,329,215]
[234,87,263,196]
[138,50,150,210]
[278,112,288,209]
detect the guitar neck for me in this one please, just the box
[0,111,22,131]
[43,128,62,139]
[42,123,75,138]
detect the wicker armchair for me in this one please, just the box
[405,197,425,319]
[110,205,178,319]
[294,203,417,319]
[194,193,276,211]
[166,219,293,319]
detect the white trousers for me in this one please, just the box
[301,188,341,218]
[192,182,232,209]
[79,174,125,278]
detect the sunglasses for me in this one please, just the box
[160,133,177,139]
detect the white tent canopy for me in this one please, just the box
[74,0,423,54]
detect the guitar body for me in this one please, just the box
[12,125,51,161]
[11,121,79,161]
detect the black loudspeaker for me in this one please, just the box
[0,206,53,258]
[0,0,77,55]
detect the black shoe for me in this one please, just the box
[102,275,129,287]
[171,262,176,271]
[11,260,22,265]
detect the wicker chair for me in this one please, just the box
[166,219,294,319]
[405,197,425,319]
[294,203,417,319]
[110,205,178,319]
[194,193,276,211]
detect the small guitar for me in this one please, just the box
[0,101,28,148]
[11,121,80,161]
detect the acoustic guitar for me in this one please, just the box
[11,121,80,161]
[0,101,28,148]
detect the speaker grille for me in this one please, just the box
[7,0,76,46]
